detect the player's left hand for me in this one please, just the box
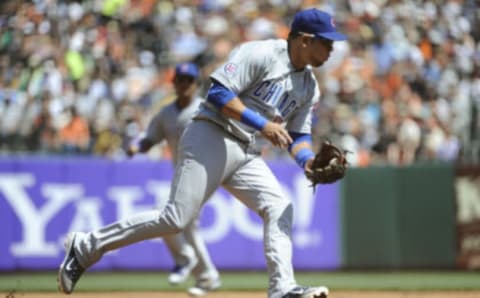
[304,158,314,174]
[305,141,348,186]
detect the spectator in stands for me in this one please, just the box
[0,0,477,164]
[58,106,90,154]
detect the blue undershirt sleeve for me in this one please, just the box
[206,81,268,131]
[288,132,315,168]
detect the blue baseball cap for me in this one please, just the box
[175,62,200,79]
[291,9,347,41]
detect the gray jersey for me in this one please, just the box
[146,97,202,163]
[198,39,320,143]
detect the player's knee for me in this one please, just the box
[171,220,189,232]
[158,216,188,234]
[158,204,192,233]
[260,201,293,222]
[260,203,293,235]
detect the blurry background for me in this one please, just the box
[0,0,478,165]
[0,0,479,291]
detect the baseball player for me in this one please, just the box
[127,62,221,296]
[58,8,347,298]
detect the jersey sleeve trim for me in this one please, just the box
[288,132,314,168]
[207,81,237,109]
[207,81,268,131]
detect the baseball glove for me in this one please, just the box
[306,141,348,186]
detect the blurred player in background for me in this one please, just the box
[58,8,345,298]
[127,62,221,296]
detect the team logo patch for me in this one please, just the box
[331,17,336,27]
[224,63,238,76]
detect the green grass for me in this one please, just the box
[0,271,479,292]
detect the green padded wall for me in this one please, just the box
[341,167,400,268]
[341,164,456,269]
[396,165,456,268]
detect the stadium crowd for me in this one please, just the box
[0,0,478,166]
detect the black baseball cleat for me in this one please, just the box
[57,233,85,294]
[281,286,329,298]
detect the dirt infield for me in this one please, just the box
[5,291,480,298]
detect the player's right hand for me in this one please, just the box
[261,122,293,149]
[126,133,146,158]
[126,146,138,158]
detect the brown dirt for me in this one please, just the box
[3,291,480,298]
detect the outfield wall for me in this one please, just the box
[0,158,469,271]
[341,165,456,269]
[0,157,339,271]
[455,165,480,270]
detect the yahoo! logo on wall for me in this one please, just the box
[0,158,340,270]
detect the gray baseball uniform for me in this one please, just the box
[145,97,218,280]
[146,97,202,164]
[71,39,319,298]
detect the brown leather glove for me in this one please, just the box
[305,141,348,186]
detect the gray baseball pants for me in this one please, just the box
[163,219,218,280]
[73,120,297,298]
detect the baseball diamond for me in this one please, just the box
[5,292,480,298]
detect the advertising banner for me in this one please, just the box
[456,166,480,269]
[0,157,340,271]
